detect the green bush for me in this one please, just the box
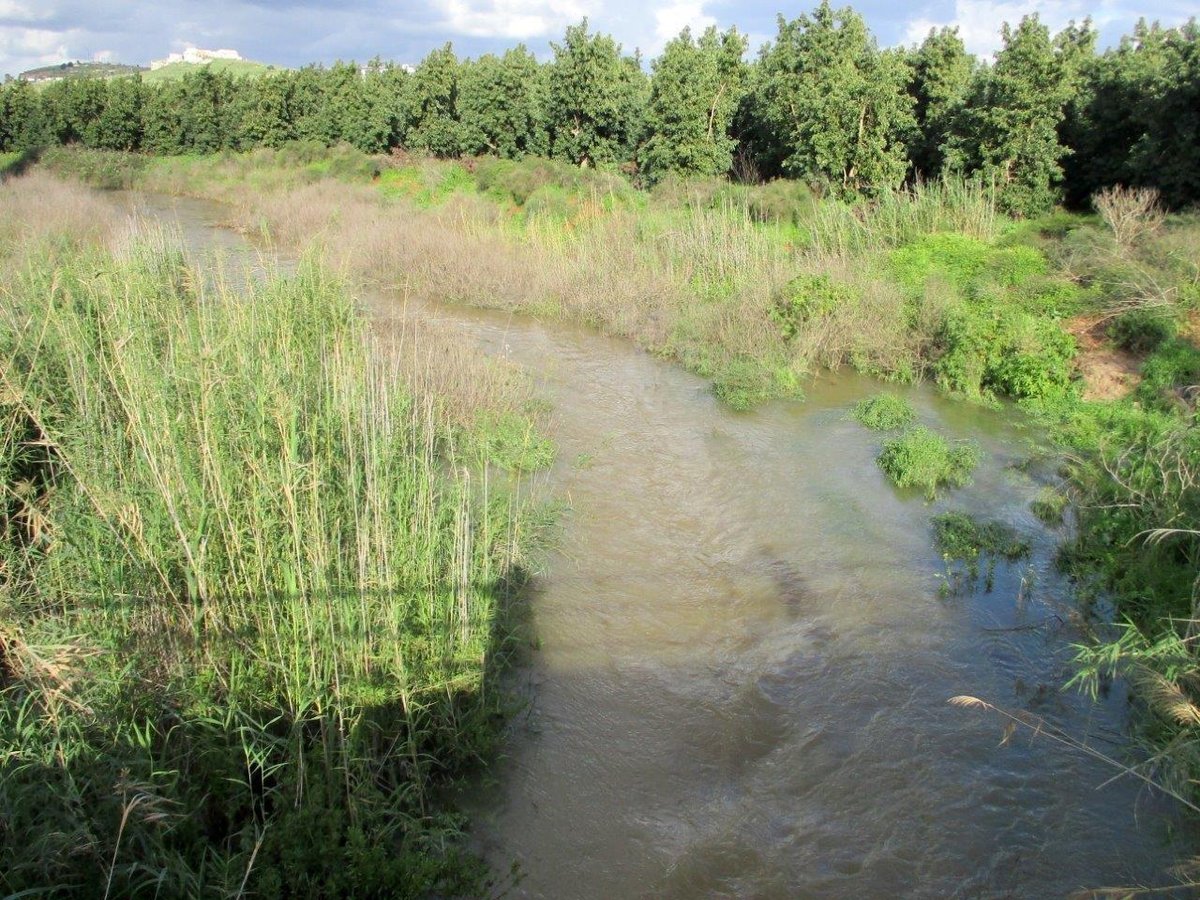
[877,426,980,499]
[932,305,1076,402]
[889,232,1046,297]
[769,273,856,340]
[851,393,916,430]
[1108,308,1178,354]
[1137,339,1200,411]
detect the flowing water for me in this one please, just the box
[142,193,1188,898]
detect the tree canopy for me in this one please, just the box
[3,8,1198,210]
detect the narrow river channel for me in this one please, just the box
[142,193,1188,898]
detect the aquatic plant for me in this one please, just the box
[877,426,980,499]
[1030,486,1069,525]
[851,393,916,430]
[933,511,1031,562]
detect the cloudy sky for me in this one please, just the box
[2,0,1195,78]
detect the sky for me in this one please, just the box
[1,0,1196,78]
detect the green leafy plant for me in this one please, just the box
[851,393,916,430]
[877,426,980,499]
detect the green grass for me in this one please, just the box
[877,427,980,500]
[1031,486,1069,525]
[851,393,916,430]
[0,225,537,894]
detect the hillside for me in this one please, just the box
[19,61,146,82]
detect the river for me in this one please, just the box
[142,192,1188,899]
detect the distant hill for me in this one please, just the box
[19,61,146,82]
[143,59,279,83]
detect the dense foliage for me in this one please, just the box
[3,5,1198,211]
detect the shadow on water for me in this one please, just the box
[143,195,1197,899]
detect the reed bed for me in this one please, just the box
[0,205,536,894]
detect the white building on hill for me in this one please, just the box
[150,47,242,70]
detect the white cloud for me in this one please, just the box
[902,0,1107,56]
[0,25,71,71]
[652,0,716,50]
[432,0,586,39]
[0,1,53,21]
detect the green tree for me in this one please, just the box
[945,16,1075,215]
[95,76,145,150]
[640,26,748,183]
[755,2,914,197]
[401,43,464,156]
[458,46,548,158]
[362,58,407,152]
[141,82,185,154]
[906,27,973,180]
[0,79,49,151]
[546,20,646,168]
[1128,21,1200,207]
[41,78,108,146]
[177,68,236,152]
[288,66,336,144]
[320,61,393,152]
[233,73,293,149]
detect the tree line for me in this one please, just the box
[2,3,1197,215]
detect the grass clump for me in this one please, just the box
[1031,486,1069,525]
[878,426,980,499]
[0,227,536,895]
[851,393,916,430]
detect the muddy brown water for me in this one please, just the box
[141,193,1189,898]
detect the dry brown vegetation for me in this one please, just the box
[221,176,933,410]
[0,171,126,250]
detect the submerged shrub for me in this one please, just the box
[933,510,1030,593]
[852,393,916,430]
[711,356,801,410]
[878,426,980,499]
[933,511,1031,561]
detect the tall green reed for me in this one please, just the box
[0,224,531,895]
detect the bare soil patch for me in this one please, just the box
[1067,313,1142,401]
